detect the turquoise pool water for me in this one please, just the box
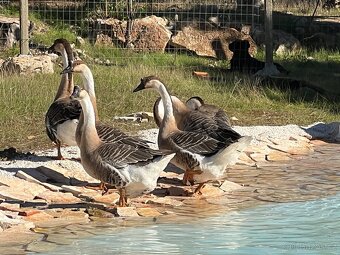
[46,193,340,255]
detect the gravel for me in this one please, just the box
[1,122,339,178]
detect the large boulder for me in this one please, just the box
[94,15,172,52]
[251,27,301,55]
[169,26,256,59]
[1,55,54,75]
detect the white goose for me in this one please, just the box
[71,86,175,206]
[133,76,252,194]
[45,38,81,159]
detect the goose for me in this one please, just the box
[71,86,175,206]
[153,95,240,147]
[61,60,152,192]
[45,38,81,159]
[61,60,151,149]
[186,96,231,127]
[133,76,252,194]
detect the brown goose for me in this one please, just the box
[153,95,240,146]
[134,76,252,193]
[61,60,151,149]
[61,60,152,192]
[71,86,175,206]
[186,96,231,127]
[45,38,81,159]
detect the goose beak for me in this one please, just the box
[60,64,73,75]
[71,85,81,99]
[133,82,145,93]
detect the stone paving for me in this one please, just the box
[0,124,339,254]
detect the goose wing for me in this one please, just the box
[182,111,241,142]
[214,109,231,127]
[96,123,151,148]
[97,142,164,169]
[169,131,229,156]
[45,98,81,142]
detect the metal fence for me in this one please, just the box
[0,1,340,76]
[1,1,262,58]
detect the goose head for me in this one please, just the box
[71,85,88,101]
[186,96,204,111]
[49,38,70,53]
[133,75,164,92]
[48,38,74,62]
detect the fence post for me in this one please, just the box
[125,0,133,48]
[20,0,29,55]
[259,0,279,76]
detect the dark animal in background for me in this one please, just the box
[228,40,289,75]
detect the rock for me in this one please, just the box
[303,32,338,49]
[170,26,255,59]
[36,165,71,185]
[143,197,184,207]
[0,202,21,212]
[167,186,189,196]
[237,152,256,166]
[192,71,209,79]
[0,224,41,255]
[266,150,291,161]
[0,174,47,201]
[303,122,340,142]
[94,15,172,52]
[15,170,61,192]
[136,207,162,217]
[249,152,266,162]
[61,185,88,196]
[17,209,41,217]
[114,207,139,217]
[310,140,329,146]
[76,36,85,46]
[91,192,120,205]
[36,164,96,185]
[251,27,301,55]
[26,209,90,228]
[0,210,35,231]
[86,208,115,218]
[36,190,82,204]
[198,184,224,197]
[1,55,54,76]
[95,33,112,46]
[268,143,313,156]
[219,180,243,192]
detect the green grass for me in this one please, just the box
[1,56,340,151]
[1,5,340,151]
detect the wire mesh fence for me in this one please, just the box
[1,1,262,62]
[0,0,339,90]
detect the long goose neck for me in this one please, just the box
[54,48,71,100]
[79,96,101,151]
[157,82,177,129]
[81,66,99,119]
[172,97,190,122]
[66,72,74,96]
[75,111,84,146]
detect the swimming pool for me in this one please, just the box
[45,193,340,255]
